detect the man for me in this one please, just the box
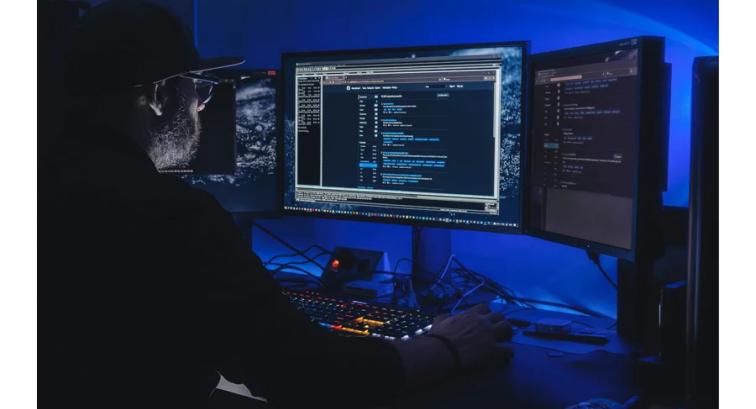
[39,1,513,407]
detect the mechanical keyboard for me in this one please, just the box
[283,289,434,340]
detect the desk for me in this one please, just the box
[214,281,637,408]
[215,333,639,409]
[213,296,639,408]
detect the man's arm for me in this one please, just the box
[187,194,404,408]
[394,304,514,387]
[187,191,512,407]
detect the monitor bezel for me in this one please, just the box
[523,37,666,261]
[190,68,284,219]
[280,41,529,234]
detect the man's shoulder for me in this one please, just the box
[42,137,228,220]
[152,173,224,211]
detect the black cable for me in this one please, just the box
[265,252,328,268]
[392,257,413,273]
[267,262,325,287]
[395,241,610,319]
[437,257,608,318]
[264,245,331,267]
[265,251,330,269]
[452,259,518,301]
[447,260,604,316]
[587,251,618,290]
[387,257,413,307]
[455,265,518,303]
[450,280,485,313]
[251,221,329,270]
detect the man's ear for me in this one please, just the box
[144,81,168,117]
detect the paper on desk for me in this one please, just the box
[501,307,634,355]
[509,330,632,355]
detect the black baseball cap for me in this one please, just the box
[64,0,244,94]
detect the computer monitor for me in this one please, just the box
[526,37,667,261]
[165,69,281,215]
[281,42,527,232]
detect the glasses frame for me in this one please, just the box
[179,72,220,105]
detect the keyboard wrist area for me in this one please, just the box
[392,336,456,388]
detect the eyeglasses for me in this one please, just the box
[179,73,219,105]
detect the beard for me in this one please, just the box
[147,94,201,170]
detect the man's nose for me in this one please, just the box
[197,102,206,112]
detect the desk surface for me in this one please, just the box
[215,290,637,408]
[396,341,638,409]
[401,307,639,408]
[399,304,638,408]
[217,339,638,409]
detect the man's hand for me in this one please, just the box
[428,304,513,369]
[393,303,513,386]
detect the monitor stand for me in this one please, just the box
[617,258,657,346]
[411,226,452,282]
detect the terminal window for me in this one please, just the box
[529,48,639,249]
[291,55,505,219]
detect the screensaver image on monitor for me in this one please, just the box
[177,70,280,214]
[282,43,526,231]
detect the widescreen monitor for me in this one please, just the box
[281,42,527,232]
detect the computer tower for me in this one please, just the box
[685,56,718,409]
